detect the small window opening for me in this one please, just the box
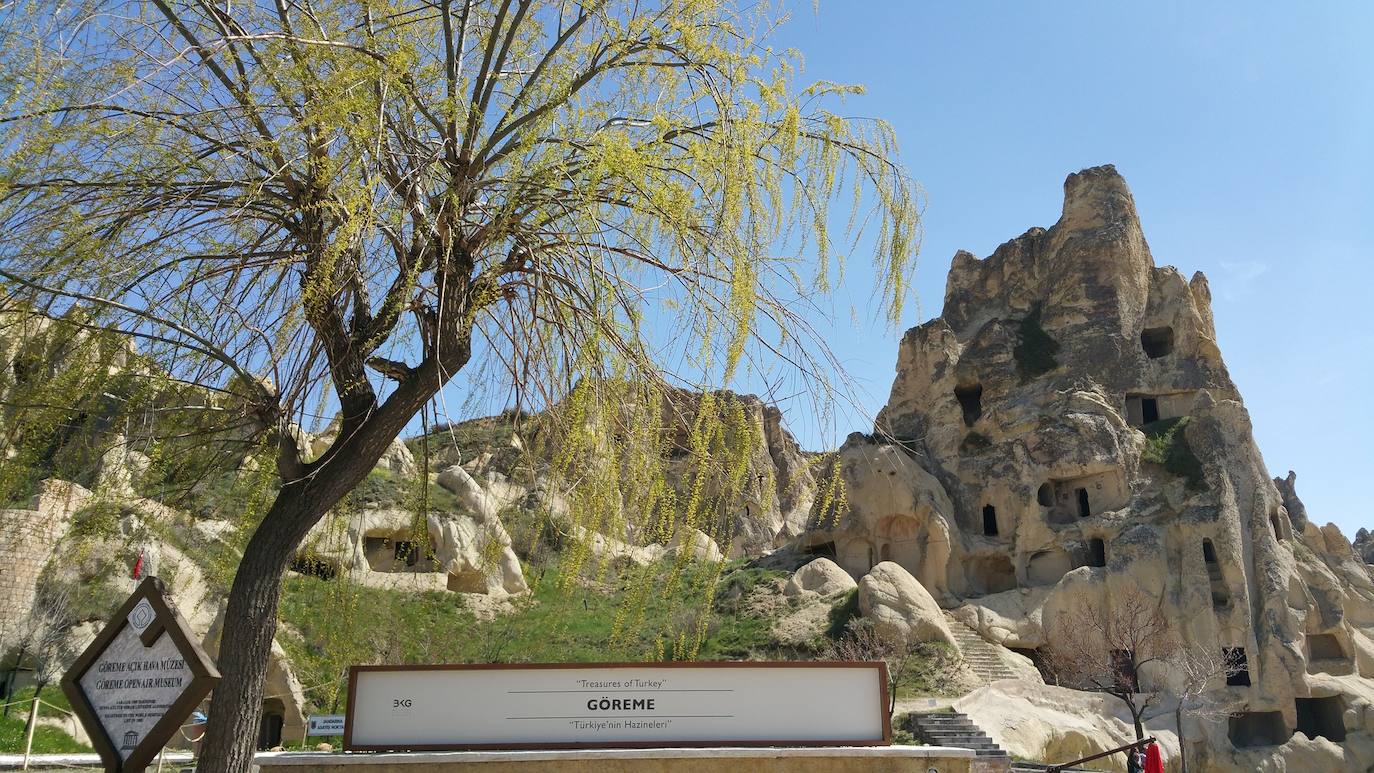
[1296,696,1346,742]
[1141,326,1175,358]
[982,505,999,536]
[1037,483,1054,507]
[1224,648,1251,686]
[1088,538,1106,568]
[394,540,419,567]
[1203,539,1218,564]
[1141,397,1160,424]
[1270,512,1285,541]
[1307,633,1346,661]
[1076,487,1091,518]
[954,384,983,427]
[880,543,892,562]
[1110,649,1138,692]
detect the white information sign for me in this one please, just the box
[76,604,198,761]
[346,662,888,750]
[307,715,347,736]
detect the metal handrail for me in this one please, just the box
[1046,736,1154,772]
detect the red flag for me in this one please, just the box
[132,550,144,580]
[1144,742,1163,773]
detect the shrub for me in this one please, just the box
[1142,417,1205,490]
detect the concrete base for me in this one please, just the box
[255,746,994,773]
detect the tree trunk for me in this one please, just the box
[195,488,317,773]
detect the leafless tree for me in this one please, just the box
[826,619,959,719]
[4,585,76,738]
[1043,591,1172,741]
[1170,641,1242,773]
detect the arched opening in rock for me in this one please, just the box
[982,505,999,536]
[258,698,286,750]
[954,383,983,427]
[1076,488,1091,518]
[1203,539,1229,607]
[1223,647,1251,686]
[1087,538,1106,568]
[1037,483,1054,508]
[364,533,440,573]
[1141,326,1175,358]
[875,515,922,576]
[1295,696,1347,742]
[1306,633,1346,661]
[1027,549,1074,587]
[1228,711,1291,748]
[803,541,837,559]
[968,554,1016,595]
[1269,511,1286,541]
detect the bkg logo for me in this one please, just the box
[393,699,413,708]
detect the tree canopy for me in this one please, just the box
[0,2,920,771]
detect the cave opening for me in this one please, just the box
[1223,647,1251,686]
[1076,487,1091,518]
[955,383,984,427]
[1141,397,1159,424]
[982,504,999,536]
[1307,633,1346,661]
[1037,483,1054,507]
[1141,326,1175,358]
[1088,538,1106,568]
[1295,696,1346,742]
[1228,711,1291,748]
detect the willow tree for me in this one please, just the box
[0,1,919,770]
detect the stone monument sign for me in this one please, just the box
[62,577,220,773]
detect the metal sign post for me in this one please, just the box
[61,577,220,773]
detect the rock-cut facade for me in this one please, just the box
[801,165,1374,771]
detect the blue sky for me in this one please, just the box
[764,2,1374,537]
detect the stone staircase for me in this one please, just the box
[906,711,1010,760]
[944,612,1023,683]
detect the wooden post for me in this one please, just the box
[22,694,39,770]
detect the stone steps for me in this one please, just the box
[906,711,1010,760]
[943,612,1024,683]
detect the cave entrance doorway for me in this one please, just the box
[1307,633,1346,661]
[258,699,286,750]
[982,505,999,536]
[1296,696,1346,742]
[1076,488,1091,518]
[1141,398,1160,425]
[1228,711,1291,748]
[1088,538,1106,568]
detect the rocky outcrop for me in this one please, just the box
[857,561,959,651]
[784,558,857,597]
[800,165,1374,771]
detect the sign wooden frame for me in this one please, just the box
[344,660,890,752]
[61,577,220,773]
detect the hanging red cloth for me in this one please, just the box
[1144,741,1164,773]
[132,550,144,580]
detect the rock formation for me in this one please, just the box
[802,165,1374,771]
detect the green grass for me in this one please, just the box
[1013,304,1061,381]
[0,689,90,754]
[277,560,795,716]
[1142,417,1205,489]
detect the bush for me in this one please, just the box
[1142,417,1205,490]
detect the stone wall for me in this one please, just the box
[0,480,90,627]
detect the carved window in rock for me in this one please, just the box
[982,505,999,536]
[1088,538,1106,568]
[1076,488,1091,518]
[1224,647,1251,686]
[1296,696,1347,742]
[1141,326,1175,358]
[1204,539,1230,607]
[1037,483,1054,508]
[955,383,983,427]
